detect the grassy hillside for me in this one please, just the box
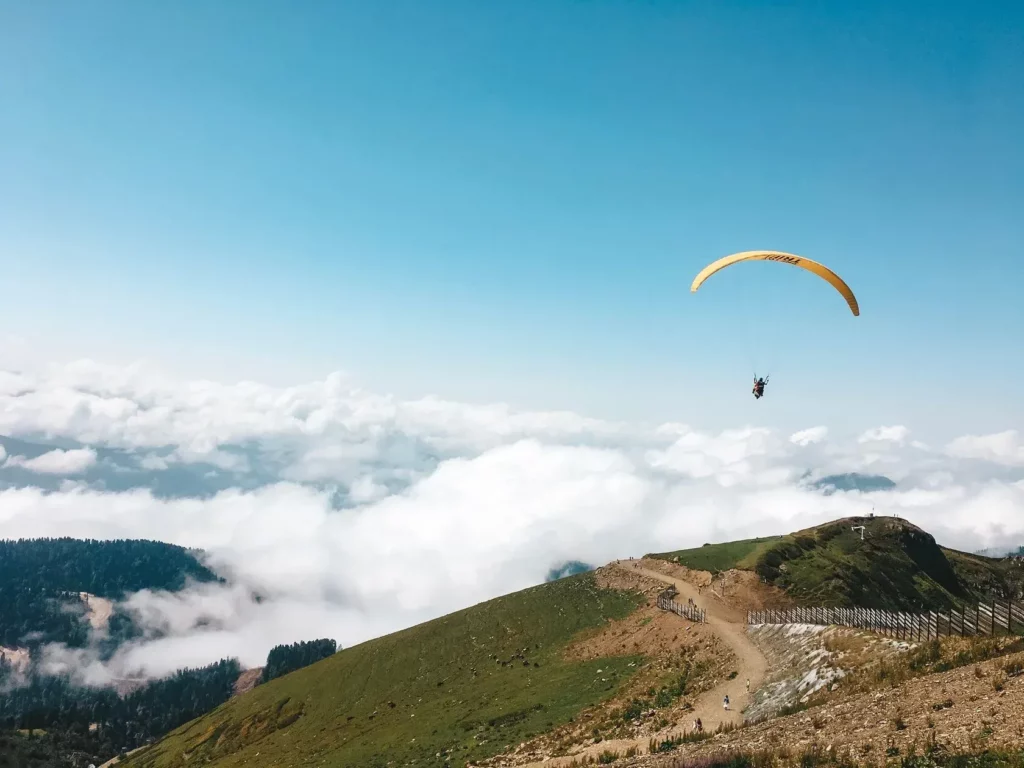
[122,573,645,768]
[650,536,783,573]
[753,517,1024,611]
[652,517,1024,612]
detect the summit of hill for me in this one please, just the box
[651,515,1024,611]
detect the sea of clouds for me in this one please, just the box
[0,359,1022,684]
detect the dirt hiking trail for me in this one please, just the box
[519,559,767,767]
[626,558,767,730]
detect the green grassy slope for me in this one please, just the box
[122,574,644,768]
[944,548,1024,601]
[649,536,783,572]
[652,517,1024,612]
[753,517,1024,611]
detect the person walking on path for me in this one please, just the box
[746,678,750,693]
[723,694,730,711]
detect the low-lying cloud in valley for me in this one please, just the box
[1,360,1023,683]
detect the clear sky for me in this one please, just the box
[2,1,1022,439]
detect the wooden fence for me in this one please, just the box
[657,592,706,624]
[747,601,1024,641]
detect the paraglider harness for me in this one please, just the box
[752,374,769,399]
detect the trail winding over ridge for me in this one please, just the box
[520,559,768,767]
[624,558,767,731]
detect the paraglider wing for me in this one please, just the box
[690,250,860,316]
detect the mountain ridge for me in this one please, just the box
[116,515,1024,768]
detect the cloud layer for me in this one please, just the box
[0,360,1023,681]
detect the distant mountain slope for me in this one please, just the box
[120,573,645,768]
[545,560,594,581]
[976,545,1024,558]
[0,538,220,648]
[0,433,261,499]
[810,473,897,493]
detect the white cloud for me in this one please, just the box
[139,454,169,471]
[947,430,1024,467]
[0,360,1021,680]
[349,475,389,504]
[790,426,828,446]
[859,425,911,445]
[5,448,98,475]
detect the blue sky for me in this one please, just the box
[2,0,1022,437]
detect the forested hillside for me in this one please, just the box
[0,658,240,764]
[0,537,220,648]
[260,639,337,683]
[0,532,340,767]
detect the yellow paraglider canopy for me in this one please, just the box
[690,250,860,316]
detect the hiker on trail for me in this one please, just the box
[746,678,750,693]
[696,718,703,733]
[723,694,730,711]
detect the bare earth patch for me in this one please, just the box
[745,624,912,723]
[233,667,263,697]
[79,592,114,633]
[0,645,31,673]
